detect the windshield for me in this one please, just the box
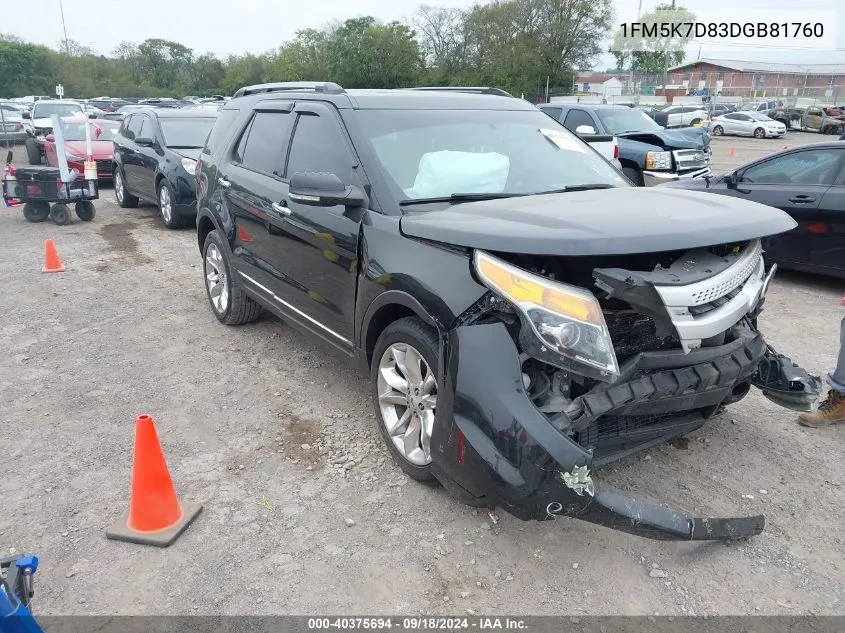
[61,121,120,141]
[355,109,627,201]
[33,103,83,118]
[159,118,216,148]
[595,108,662,134]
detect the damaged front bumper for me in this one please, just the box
[431,322,779,541]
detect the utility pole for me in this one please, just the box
[58,0,70,54]
[661,0,676,103]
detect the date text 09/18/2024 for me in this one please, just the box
[307,618,529,630]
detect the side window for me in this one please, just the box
[235,111,290,177]
[742,149,844,185]
[724,113,739,120]
[203,108,240,156]
[125,115,143,141]
[540,106,563,121]
[562,109,596,133]
[286,113,353,180]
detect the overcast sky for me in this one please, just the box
[6,0,843,69]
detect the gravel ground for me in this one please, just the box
[1,134,843,617]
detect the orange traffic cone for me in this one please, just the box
[728,147,735,157]
[41,239,65,273]
[106,414,202,547]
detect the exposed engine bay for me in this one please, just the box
[471,240,820,464]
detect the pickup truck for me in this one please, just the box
[540,104,711,186]
[769,106,845,135]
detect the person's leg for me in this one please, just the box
[799,317,845,427]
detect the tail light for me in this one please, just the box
[613,143,619,160]
[806,222,830,234]
[6,165,15,177]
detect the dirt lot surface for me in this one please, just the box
[1,134,844,617]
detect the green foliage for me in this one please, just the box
[610,3,696,75]
[1,0,617,98]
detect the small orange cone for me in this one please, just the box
[106,414,202,547]
[728,147,735,157]
[41,239,65,273]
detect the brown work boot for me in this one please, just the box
[798,391,845,427]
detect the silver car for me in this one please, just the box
[709,111,786,138]
[0,102,27,144]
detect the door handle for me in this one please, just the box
[788,196,815,203]
[271,202,291,217]
[217,177,230,189]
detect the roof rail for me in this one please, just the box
[233,82,345,98]
[406,86,513,97]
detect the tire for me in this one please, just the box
[157,180,183,229]
[22,201,50,222]
[50,203,70,225]
[202,230,262,326]
[75,200,95,221]
[690,118,701,127]
[622,166,644,186]
[25,137,41,165]
[711,125,724,136]
[754,127,765,139]
[371,317,441,484]
[114,167,138,208]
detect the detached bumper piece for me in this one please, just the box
[570,483,765,541]
[751,346,822,412]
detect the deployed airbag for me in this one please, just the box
[404,150,510,199]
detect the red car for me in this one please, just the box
[44,117,120,181]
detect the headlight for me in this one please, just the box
[645,151,672,170]
[181,157,197,173]
[474,251,619,381]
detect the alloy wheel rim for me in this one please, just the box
[204,243,229,313]
[377,342,437,466]
[160,186,172,222]
[115,172,124,202]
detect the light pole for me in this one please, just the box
[58,0,70,54]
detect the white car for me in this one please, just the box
[22,100,85,164]
[709,111,786,138]
[659,105,709,128]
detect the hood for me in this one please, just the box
[32,117,55,130]
[399,188,797,256]
[171,148,201,161]
[618,128,709,151]
[62,140,113,160]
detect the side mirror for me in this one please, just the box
[45,134,55,142]
[88,112,97,119]
[289,172,365,208]
[725,171,739,187]
[575,124,596,135]
[134,137,154,147]
[21,111,31,119]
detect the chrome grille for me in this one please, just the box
[673,148,710,172]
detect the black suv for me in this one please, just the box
[196,82,819,541]
[113,109,218,228]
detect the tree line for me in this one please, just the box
[1,0,690,100]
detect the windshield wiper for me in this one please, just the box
[399,192,524,206]
[535,184,617,193]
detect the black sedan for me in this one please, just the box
[663,142,845,279]
[113,109,218,228]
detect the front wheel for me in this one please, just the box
[202,230,262,326]
[754,127,765,139]
[75,200,95,221]
[690,118,701,127]
[371,317,440,483]
[114,168,138,208]
[23,201,50,222]
[622,166,644,186]
[158,181,183,229]
[711,125,724,136]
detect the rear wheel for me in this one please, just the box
[371,317,440,484]
[711,125,724,136]
[50,203,70,225]
[690,118,701,126]
[202,230,262,325]
[22,201,50,222]
[114,168,138,208]
[754,127,765,139]
[622,166,644,186]
[75,200,96,221]
[25,138,41,165]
